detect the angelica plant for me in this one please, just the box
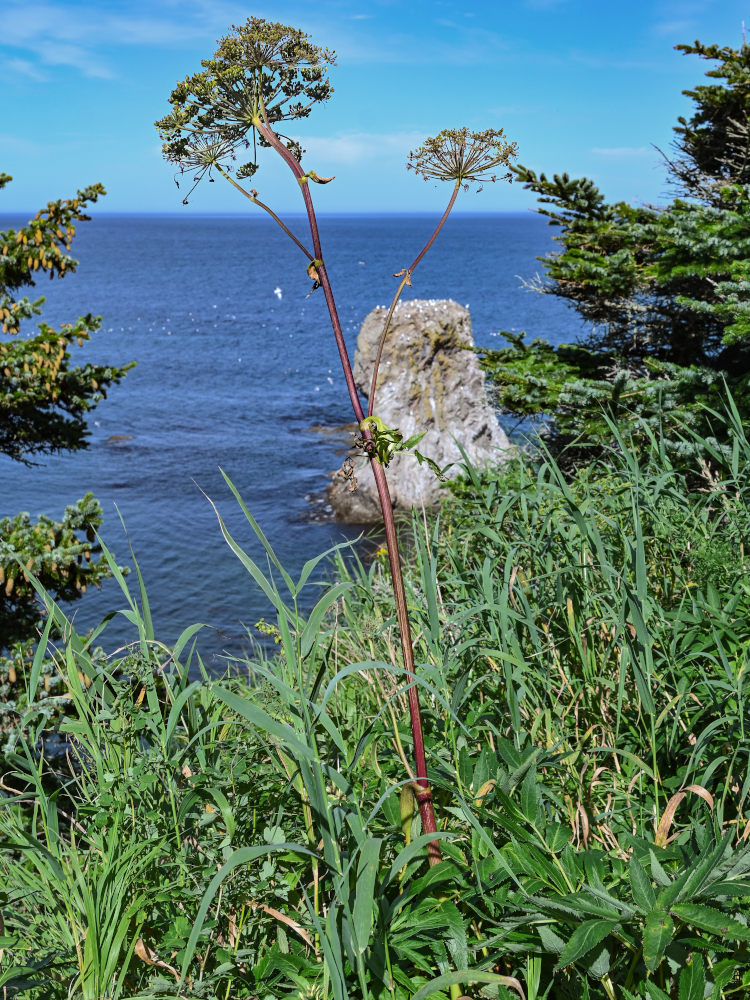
[156,16,516,862]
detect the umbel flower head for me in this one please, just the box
[155,17,335,182]
[407,128,518,190]
[162,132,240,202]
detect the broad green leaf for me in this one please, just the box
[442,901,469,972]
[678,954,705,1000]
[545,822,571,853]
[670,902,750,941]
[678,833,732,902]
[643,908,674,972]
[583,882,636,920]
[630,855,656,912]
[658,835,731,909]
[705,878,750,899]
[645,983,672,1000]
[556,918,619,970]
[711,958,740,993]
[537,923,565,955]
[649,850,672,887]
[585,940,611,978]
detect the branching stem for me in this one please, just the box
[254,110,441,863]
[215,165,313,261]
[367,180,460,417]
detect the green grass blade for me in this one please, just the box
[352,837,382,955]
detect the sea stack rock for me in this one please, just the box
[327,299,511,522]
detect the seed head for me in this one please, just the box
[164,132,237,174]
[407,128,518,190]
[155,18,335,182]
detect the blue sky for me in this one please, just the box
[2,0,747,215]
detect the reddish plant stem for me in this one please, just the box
[369,457,441,865]
[367,181,460,417]
[255,115,441,863]
[216,166,314,261]
[255,118,365,423]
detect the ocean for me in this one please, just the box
[1,212,586,669]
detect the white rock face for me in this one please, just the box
[327,299,510,522]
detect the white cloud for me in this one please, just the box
[33,40,114,78]
[0,133,46,155]
[323,18,509,66]
[5,57,48,81]
[488,104,541,117]
[524,0,571,9]
[0,0,244,78]
[0,1,214,47]
[301,131,425,166]
[650,19,695,38]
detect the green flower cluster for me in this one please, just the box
[155,18,336,190]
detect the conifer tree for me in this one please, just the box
[0,175,132,669]
[481,39,750,457]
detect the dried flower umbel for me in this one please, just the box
[366,129,518,413]
[162,133,240,202]
[407,127,517,190]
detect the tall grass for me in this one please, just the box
[1,399,749,998]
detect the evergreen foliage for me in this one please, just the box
[0,175,132,660]
[481,39,750,455]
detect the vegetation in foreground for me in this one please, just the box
[155,14,517,857]
[1,396,749,999]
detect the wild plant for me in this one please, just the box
[327,397,750,998]
[3,396,750,997]
[0,544,307,998]
[155,16,516,855]
[5,16,749,1000]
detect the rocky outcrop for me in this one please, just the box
[327,299,510,522]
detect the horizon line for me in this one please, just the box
[0,209,539,219]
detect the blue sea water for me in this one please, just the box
[1,212,586,668]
